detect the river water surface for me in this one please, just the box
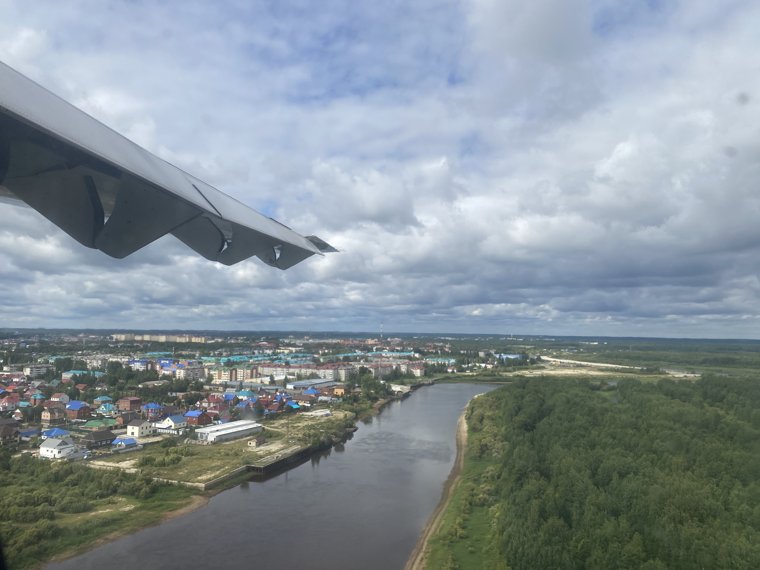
[48,383,495,570]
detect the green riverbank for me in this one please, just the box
[420,375,760,569]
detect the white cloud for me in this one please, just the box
[1,0,760,338]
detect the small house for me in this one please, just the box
[184,409,213,426]
[154,414,188,434]
[112,436,141,452]
[141,402,164,420]
[39,437,82,460]
[82,429,116,449]
[65,400,91,421]
[49,393,70,404]
[116,396,142,412]
[41,427,70,440]
[0,418,20,446]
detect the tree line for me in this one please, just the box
[441,375,760,569]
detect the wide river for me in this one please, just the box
[48,383,495,570]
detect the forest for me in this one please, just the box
[427,375,760,569]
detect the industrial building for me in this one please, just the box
[195,420,263,443]
[285,378,336,390]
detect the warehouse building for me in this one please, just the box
[194,420,263,444]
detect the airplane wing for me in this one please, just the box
[0,61,336,268]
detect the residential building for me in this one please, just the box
[154,414,188,434]
[185,409,213,426]
[41,427,70,439]
[116,396,142,411]
[23,363,54,378]
[141,402,164,420]
[49,393,70,405]
[0,394,21,412]
[112,437,140,452]
[126,419,155,439]
[175,364,205,381]
[81,418,118,431]
[65,400,91,421]
[0,418,20,446]
[41,407,66,427]
[82,430,116,449]
[39,437,81,460]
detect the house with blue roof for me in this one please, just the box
[112,436,141,452]
[65,400,91,420]
[155,414,188,434]
[31,392,46,405]
[97,402,116,415]
[141,402,164,420]
[127,359,149,371]
[19,427,40,441]
[185,409,212,426]
[42,427,70,439]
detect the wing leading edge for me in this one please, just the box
[0,61,335,269]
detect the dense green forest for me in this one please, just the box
[427,375,760,569]
[0,452,195,569]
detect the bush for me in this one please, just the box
[57,497,93,513]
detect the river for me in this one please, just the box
[48,383,496,570]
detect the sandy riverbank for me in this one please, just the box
[405,409,468,570]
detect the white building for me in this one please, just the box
[39,437,84,460]
[176,365,205,381]
[154,415,188,434]
[23,363,54,378]
[194,420,262,444]
[126,419,155,438]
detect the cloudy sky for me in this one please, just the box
[1,0,759,339]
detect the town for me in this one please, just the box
[0,330,531,468]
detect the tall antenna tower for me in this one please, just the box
[380,321,384,340]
